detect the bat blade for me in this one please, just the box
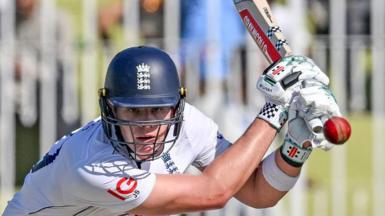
[233,0,292,63]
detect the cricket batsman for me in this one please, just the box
[3,46,341,215]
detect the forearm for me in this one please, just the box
[202,118,276,202]
[235,149,302,208]
[133,119,277,215]
[275,149,301,176]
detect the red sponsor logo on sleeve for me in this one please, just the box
[107,177,138,201]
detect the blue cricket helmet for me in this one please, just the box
[104,46,182,108]
[99,46,186,161]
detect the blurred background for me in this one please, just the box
[0,0,384,215]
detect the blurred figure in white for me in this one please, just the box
[1,0,79,186]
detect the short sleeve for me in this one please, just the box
[183,104,232,168]
[68,159,156,213]
[193,131,232,168]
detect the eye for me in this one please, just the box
[127,108,140,113]
[151,107,162,113]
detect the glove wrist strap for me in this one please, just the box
[280,137,312,167]
[257,102,288,131]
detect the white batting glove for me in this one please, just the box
[279,111,314,167]
[257,55,329,131]
[280,84,342,167]
[293,84,342,150]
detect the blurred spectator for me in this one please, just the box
[347,0,370,35]
[308,0,329,35]
[4,0,79,185]
[308,0,370,35]
[308,0,371,111]
[98,0,124,44]
[180,0,245,83]
[97,0,245,107]
[98,0,164,48]
[179,0,246,124]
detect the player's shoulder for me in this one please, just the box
[59,118,115,167]
[183,103,217,128]
[61,118,102,149]
[65,153,152,207]
[71,117,102,136]
[182,103,218,142]
[66,124,138,189]
[72,153,137,183]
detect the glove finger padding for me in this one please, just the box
[291,85,342,150]
[287,96,319,147]
[280,89,341,167]
[280,115,313,167]
[296,85,342,123]
[280,97,317,167]
[287,116,314,148]
[257,55,329,106]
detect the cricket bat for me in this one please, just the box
[234,0,351,144]
[233,0,291,64]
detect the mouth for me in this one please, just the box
[134,138,160,155]
[130,136,166,159]
[135,136,156,143]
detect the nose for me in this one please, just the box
[137,109,159,121]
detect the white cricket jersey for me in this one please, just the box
[3,103,231,216]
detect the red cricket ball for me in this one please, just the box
[323,116,352,144]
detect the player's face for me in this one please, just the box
[115,106,174,159]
